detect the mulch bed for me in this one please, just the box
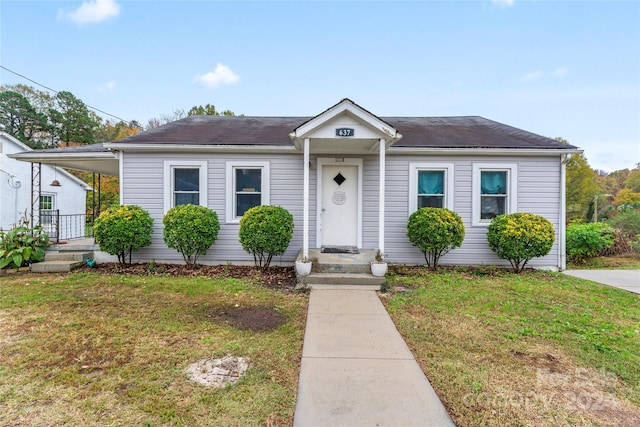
[77,263,298,291]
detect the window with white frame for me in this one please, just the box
[472,163,517,226]
[40,194,55,225]
[226,161,270,222]
[409,163,455,213]
[163,161,208,212]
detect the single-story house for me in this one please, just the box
[10,99,581,270]
[1,131,92,238]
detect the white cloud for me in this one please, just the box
[554,66,569,77]
[492,0,514,8]
[59,0,121,25]
[193,63,240,89]
[521,70,543,83]
[98,80,117,92]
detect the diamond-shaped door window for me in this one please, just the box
[333,172,346,186]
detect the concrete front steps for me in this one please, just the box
[32,240,95,273]
[297,249,386,289]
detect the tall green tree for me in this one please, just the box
[566,153,600,222]
[624,169,640,192]
[188,103,235,116]
[0,90,50,147]
[49,91,101,146]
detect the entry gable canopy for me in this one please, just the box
[290,98,402,151]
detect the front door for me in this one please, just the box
[319,160,360,248]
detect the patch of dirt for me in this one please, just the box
[185,355,249,388]
[211,305,287,332]
[79,263,297,291]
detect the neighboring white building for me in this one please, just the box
[0,132,91,239]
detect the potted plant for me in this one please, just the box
[371,250,388,277]
[295,256,313,276]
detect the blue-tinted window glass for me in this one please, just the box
[418,170,444,195]
[481,171,507,195]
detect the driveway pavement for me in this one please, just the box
[562,270,640,294]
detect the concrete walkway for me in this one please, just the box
[293,288,454,427]
[563,269,640,295]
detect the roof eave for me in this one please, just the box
[387,147,584,155]
[104,143,298,153]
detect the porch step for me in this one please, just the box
[44,251,93,262]
[32,260,85,273]
[299,273,386,288]
[32,249,93,273]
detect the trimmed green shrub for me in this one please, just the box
[238,205,294,270]
[487,213,555,273]
[407,207,465,271]
[163,204,220,267]
[566,221,614,263]
[94,205,153,266]
[0,216,49,269]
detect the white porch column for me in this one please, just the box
[378,138,385,256]
[303,138,310,259]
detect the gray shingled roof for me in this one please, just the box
[109,115,577,150]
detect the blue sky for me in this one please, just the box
[1,0,638,172]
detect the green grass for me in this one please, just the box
[0,272,308,426]
[383,267,640,427]
[567,254,640,269]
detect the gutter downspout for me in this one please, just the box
[559,154,572,271]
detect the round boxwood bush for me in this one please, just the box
[94,205,153,266]
[487,213,555,273]
[163,204,220,267]
[407,207,465,271]
[239,205,294,269]
[566,221,614,263]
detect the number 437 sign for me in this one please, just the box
[335,128,355,137]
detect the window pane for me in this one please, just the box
[418,170,444,195]
[174,168,199,191]
[40,195,53,210]
[481,196,506,219]
[418,195,444,208]
[236,193,262,216]
[481,171,507,195]
[175,193,200,206]
[236,168,261,192]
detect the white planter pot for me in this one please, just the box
[295,261,312,276]
[371,262,388,277]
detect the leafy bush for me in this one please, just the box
[0,217,49,269]
[94,205,154,266]
[487,213,555,273]
[566,221,614,263]
[238,205,294,270]
[163,204,220,267]
[607,208,640,237]
[407,207,465,271]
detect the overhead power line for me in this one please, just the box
[0,65,133,124]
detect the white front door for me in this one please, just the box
[318,160,361,247]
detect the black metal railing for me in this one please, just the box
[40,210,93,244]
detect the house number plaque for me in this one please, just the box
[332,189,346,205]
[335,128,355,137]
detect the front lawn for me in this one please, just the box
[0,272,308,426]
[383,267,640,427]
